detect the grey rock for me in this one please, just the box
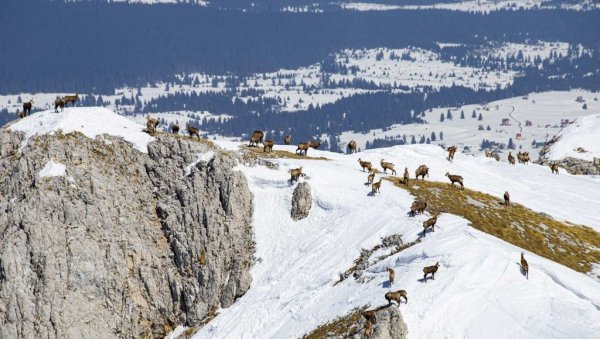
[0,131,255,338]
[325,306,408,339]
[291,181,312,221]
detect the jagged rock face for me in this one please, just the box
[291,181,312,221]
[537,135,600,175]
[366,306,408,339]
[0,131,254,338]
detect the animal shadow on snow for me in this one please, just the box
[517,262,528,278]
[381,280,392,289]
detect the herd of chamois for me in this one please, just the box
[16,94,79,118]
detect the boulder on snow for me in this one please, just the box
[291,181,312,221]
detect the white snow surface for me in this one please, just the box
[190,142,600,339]
[38,160,67,178]
[8,107,154,153]
[184,151,215,176]
[546,114,600,162]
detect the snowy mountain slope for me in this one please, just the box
[7,107,154,153]
[545,114,600,162]
[190,142,600,338]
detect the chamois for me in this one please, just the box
[445,172,464,189]
[494,154,500,162]
[504,191,510,206]
[385,290,407,305]
[367,171,375,184]
[447,145,457,162]
[415,165,429,180]
[170,122,180,134]
[380,159,397,175]
[263,139,274,153]
[284,135,292,145]
[371,179,382,194]
[249,130,264,147]
[361,310,377,324]
[358,158,373,172]
[23,100,33,116]
[402,167,409,185]
[508,152,515,165]
[347,140,357,154]
[18,111,25,119]
[187,123,200,140]
[146,116,159,135]
[422,214,437,236]
[423,262,440,281]
[308,140,321,149]
[388,267,395,285]
[550,163,559,174]
[521,252,529,279]
[290,167,304,183]
[296,142,309,156]
[63,94,78,106]
[485,150,495,158]
[54,97,65,113]
[410,199,427,216]
[517,151,530,164]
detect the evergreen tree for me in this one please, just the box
[472,110,477,118]
[487,125,491,131]
[460,110,465,119]
[478,113,483,121]
[508,138,515,150]
[411,136,416,144]
[583,103,588,109]
[431,131,436,141]
[440,113,445,122]
[440,131,444,140]
[446,109,453,120]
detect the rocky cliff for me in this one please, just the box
[0,131,255,338]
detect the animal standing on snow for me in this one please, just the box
[358,158,373,172]
[388,267,395,285]
[263,139,274,153]
[145,116,159,135]
[422,214,437,236]
[517,151,530,164]
[290,167,304,183]
[447,145,457,162]
[504,191,510,206]
[445,172,464,190]
[380,159,397,175]
[54,97,65,113]
[249,130,264,147]
[63,94,78,106]
[402,167,409,185]
[385,290,407,305]
[508,152,515,165]
[415,165,429,180]
[371,179,382,195]
[308,140,321,149]
[284,135,292,145]
[23,100,33,116]
[187,123,200,140]
[550,163,559,174]
[485,150,495,158]
[347,140,357,154]
[423,262,440,282]
[521,252,529,279]
[296,142,309,156]
[367,171,375,184]
[410,199,427,216]
[170,122,180,134]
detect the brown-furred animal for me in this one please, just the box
[296,142,309,156]
[504,191,510,206]
[445,172,464,189]
[347,140,357,154]
[447,145,457,162]
[402,167,409,185]
[361,310,377,324]
[170,122,180,134]
[54,97,65,113]
[517,151,530,164]
[367,171,375,184]
[521,252,529,279]
[249,130,264,147]
[23,100,33,116]
[146,116,159,134]
[18,111,25,119]
[358,158,373,172]
[371,179,382,194]
[550,163,559,174]
[423,262,440,281]
[485,150,495,158]
[187,123,200,140]
[63,94,78,106]
[388,267,395,285]
[422,215,437,236]
[508,152,516,165]
[380,159,397,175]
[308,140,321,149]
[364,320,373,339]
[385,290,407,305]
[284,135,292,145]
[290,167,304,183]
[410,199,427,216]
[263,139,274,153]
[415,165,429,180]
[494,154,500,162]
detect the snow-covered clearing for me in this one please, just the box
[7,107,154,153]
[191,142,600,338]
[340,0,599,12]
[339,91,599,158]
[545,114,600,162]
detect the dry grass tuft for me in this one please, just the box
[242,145,329,160]
[302,306,366,339]
[384,177,600,274]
